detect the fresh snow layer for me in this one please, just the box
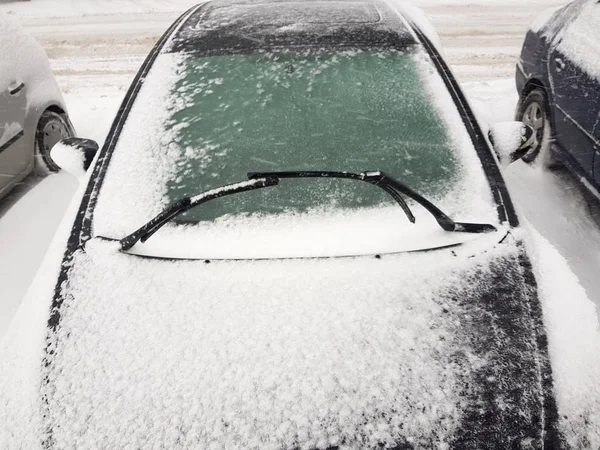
[488,121,524,168]
[93,52,187,237]
[556,1,600,79]
[386,0,444,52]
[93,49,498,247]
[1,1,600,448]
[50,141,87,179]
[0,173,76,338]
[0,12,63,112]
[525,227,600,449]
[42,237,516,449]
[0,173,92,449]
[129,207,498,259]
[530,6,562,33]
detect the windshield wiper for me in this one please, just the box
[120,170,496,251]
[249,171,496,233]
[120,177,279,251]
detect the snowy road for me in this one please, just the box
[2,0,599,338]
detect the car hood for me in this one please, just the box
[42,236,550,449]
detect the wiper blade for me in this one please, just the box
[248,170,497,234]
[120,170,496,251]
[247,171,417,224]
[121,177,279,251]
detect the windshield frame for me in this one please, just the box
[69,4,517,262]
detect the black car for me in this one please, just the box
[516,0,600,192]
[2,0,599,449]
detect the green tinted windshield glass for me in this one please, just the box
[166,49,460,222]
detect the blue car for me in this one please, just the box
[516,0,600,191]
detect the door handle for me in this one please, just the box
[555,58,566,71]
[8,82,25,96]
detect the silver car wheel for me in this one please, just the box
[35,110,75,174]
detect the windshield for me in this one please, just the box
[166,48,460,222]
[93,46,497,256]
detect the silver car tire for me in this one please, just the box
[517,89,557,168]
[34,110,75,175]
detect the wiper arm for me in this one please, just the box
[120,170,496,251]
[120,177,279,251]
[248,170,496,234]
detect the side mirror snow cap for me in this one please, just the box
[488,121,535,168]
[50,137,99,179]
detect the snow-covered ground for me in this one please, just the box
[3,0,599,339]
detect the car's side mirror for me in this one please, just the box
[51,137,99,179]
[488,122,536,168]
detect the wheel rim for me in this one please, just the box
[522,101,545,157]
[41,118,71,169]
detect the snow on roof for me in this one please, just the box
[203,1,383,26]
[0,13,40,88]
[555,1,600,80]
[168,0,416,54]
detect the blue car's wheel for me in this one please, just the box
[517,89,557,167]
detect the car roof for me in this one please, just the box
[167,0,418,54]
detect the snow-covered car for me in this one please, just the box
[2,0,600,448]
[0,13,74,200]
[516,0,600,190]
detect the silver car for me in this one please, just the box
[0,13,74,199]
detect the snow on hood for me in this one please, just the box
[128,207,499,260]
[40,237,555,448]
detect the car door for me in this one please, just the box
[547,0,600,180]
[0,70,28,193]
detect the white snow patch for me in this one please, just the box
[50,141,87,179]
[556,1,600,79]
[0,175,90,449]
[43,238,517,449]
[0,12,63,110]
[524,227,600,448]
[93,52,187,237]
[94,49,499,247]
[488,121,523,168]
[189,179,268,203]
[386,0,444,53]
[415,52,497,224]
[128,206,501,260]
[530,6,562,33]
